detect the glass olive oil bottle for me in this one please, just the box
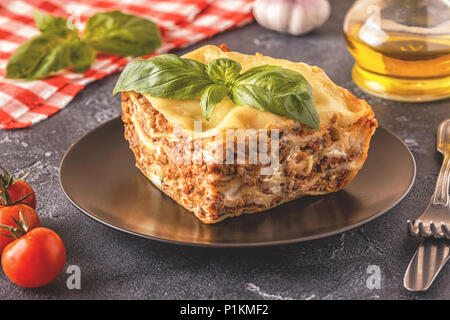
[344,0,450,102]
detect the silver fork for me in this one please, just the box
[404,119,450,291]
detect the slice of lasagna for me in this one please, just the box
[120,45,377,223]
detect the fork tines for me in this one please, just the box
[408,220,450,239]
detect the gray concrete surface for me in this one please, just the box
[0,0,449,299]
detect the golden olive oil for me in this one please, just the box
[345,23,450,102]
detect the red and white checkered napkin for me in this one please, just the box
[0,0,254,129]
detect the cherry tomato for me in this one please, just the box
[0,166,35,209]
[2,227,66,288]
[0,204,40,254]
[2,180,36,209]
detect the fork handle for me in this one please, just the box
[404,239,450,291]
[433,153,450,206]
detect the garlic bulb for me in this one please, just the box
[253,0,331,36]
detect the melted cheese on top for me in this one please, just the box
[142,45,372,135]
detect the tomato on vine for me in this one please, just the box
[0,165,36,209]
[0,167,40,254]
[0,203,40,254]
[1,212,65,288]
[0,165,65,287]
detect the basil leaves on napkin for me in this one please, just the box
[6,10,162,80]
[113,55,319,129]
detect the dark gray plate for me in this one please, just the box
[59,117,416,247]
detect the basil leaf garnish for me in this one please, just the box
[201,85,229,121]
[33,10,77,38]
[114,54,319,130]
[69,38,96,73]
[234,66,310,96]
[229,84,275,112]
[232,66,319,129]
[277,88,319,130]
[83,11,162,57]
[6,34,72,79]
[206,58,242,85]
[113,54,214,98]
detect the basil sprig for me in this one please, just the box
[83,11,161,57]
[6,10,161,80]
[114,55,319,129]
